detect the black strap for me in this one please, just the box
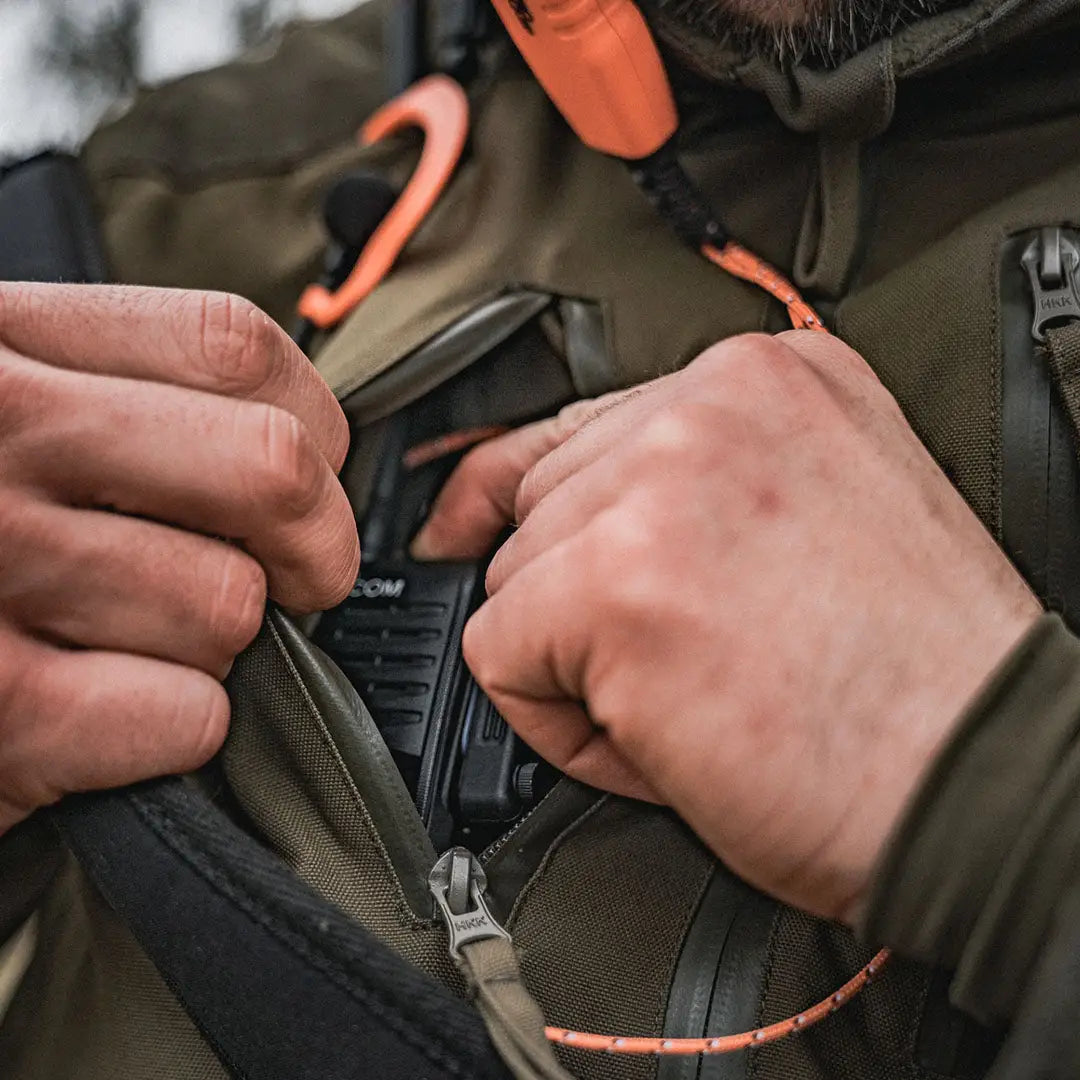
[55,779,512,1080]
[0,153,108,283]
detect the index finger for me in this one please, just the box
[0,283,348,471]
[411,387,649,561]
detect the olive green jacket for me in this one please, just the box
[3,1,1080,1077]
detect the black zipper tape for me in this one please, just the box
[1000,228,1080,626]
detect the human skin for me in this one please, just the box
[0,283,358,836]
[412,330,1042,922]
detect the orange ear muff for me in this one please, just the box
[297,74,469,329]
[489,0,677,159]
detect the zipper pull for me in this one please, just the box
[1022,227,1080,342]
[430,848,575,1080]
[429,847,511,958]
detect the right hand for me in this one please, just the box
[0,283,360,836]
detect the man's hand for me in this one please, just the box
[412,331,1040,922]
[0,284,359,835]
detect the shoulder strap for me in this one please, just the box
[55,779,511,1080]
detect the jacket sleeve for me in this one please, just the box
[860,613,1080,1077]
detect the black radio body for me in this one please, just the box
[312,414,556,851]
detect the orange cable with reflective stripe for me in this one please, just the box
[544,948,891,1056]
[703,241,828,333]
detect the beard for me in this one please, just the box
[649,0,970,66]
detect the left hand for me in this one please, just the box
[411,331,1040,922]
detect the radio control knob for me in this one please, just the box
[514,762,539,805]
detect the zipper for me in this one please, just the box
[1021,228,1080,341]
[1000,226,1080,620]
[429,847,512,957]
[477,782,561,866]
[429,848,576,1080]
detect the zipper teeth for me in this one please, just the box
[478,783,561,864]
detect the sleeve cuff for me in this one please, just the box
[860,613,1080,1023]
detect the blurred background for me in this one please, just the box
[0,0,361,164]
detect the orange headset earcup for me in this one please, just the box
[490,0,678,159]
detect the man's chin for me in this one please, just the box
[714,0,821,30]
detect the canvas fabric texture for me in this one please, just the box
[2,1,1080,1077]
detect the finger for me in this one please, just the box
[410,387,649,561]
[0,283,348,471]
[10,362,359,613]
[410,418,573,561]
[463,537,660,801]
[1,499,266,677]
[773,328,880,397]
[477,691,658,802]
[484,454,621,595]
[511,381,670,524]
[0,629,228,830]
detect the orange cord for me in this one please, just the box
[394,224,884,1062]
[545,948,891,1055]
[703,241,829,333]
[403,426,510,470]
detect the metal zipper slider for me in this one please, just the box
[429,847,511,959]
[1022,227,1080,341]
[430,848,574,1080]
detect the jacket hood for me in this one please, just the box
[649,0,1078,138]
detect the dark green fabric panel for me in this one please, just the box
[223,617,457,985]
[509,798,715,1080]
[838,159,1080,535]
[83,2,389,185]
[80,3,396,328]
[751,911,930,1080]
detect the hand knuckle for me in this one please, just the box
[0,494,47,568]
[0,282,45,345]
[195,291,274,396]
[305,530,361,612]
[0,652,50,792]
[555,398,597,439]
[639,408,698,458]
[0,351,59,435]
[695,332,790,384]
[514,462,545,522]
[0,651,32,722]
[602,501,657,565]
[258,405,323,516]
